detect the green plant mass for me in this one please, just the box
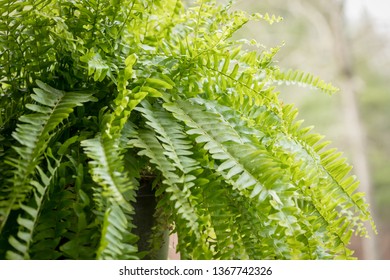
[0,0,376,259]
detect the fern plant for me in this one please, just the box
[0,0,375,260]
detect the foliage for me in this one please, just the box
[0,0,375,259]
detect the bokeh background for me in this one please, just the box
[222,0,390,259]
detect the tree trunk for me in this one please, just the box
[329,0,377,259]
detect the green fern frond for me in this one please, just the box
[270,68,339,95]
[0,81,96,233]
[81,135,136,212]
[251,12,283,25]
[136,101,198,174]
[5,152,62,259]
[200,176,252,259]
[220,95,372,256]
[80,50,111,82]
[96,202,138,260]
[55,159,99,260]
[129,128,200,232]
[81,135,138,259]
[164,99,267,198]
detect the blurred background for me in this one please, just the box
[223,0,390,259]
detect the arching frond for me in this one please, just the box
[5,154,63,259]
[81,135,138,260]
[269,68,339,95]
[0,81,96,234]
